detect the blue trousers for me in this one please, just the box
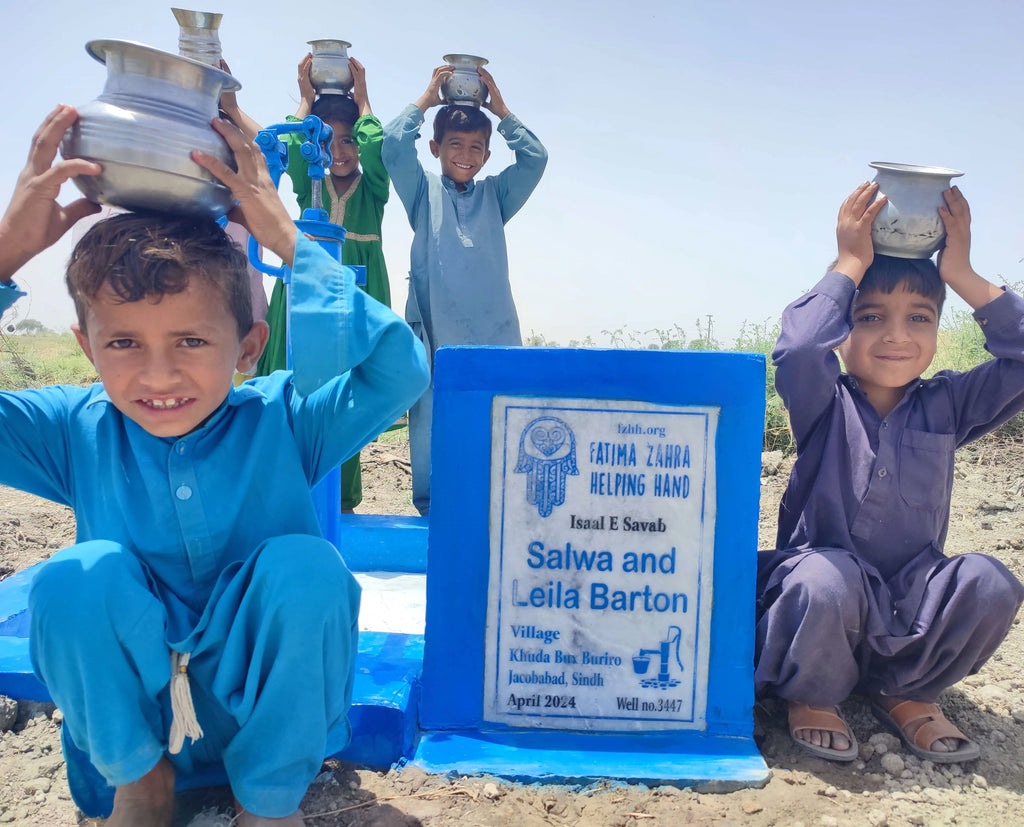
[409,381,432,516]
[29,536,360,818]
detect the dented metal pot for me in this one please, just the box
[441,53,488,107]
[869,162,965,259]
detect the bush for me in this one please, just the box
[560,292,1024,455]
[5,309,1022,455]
[0,332,97,389]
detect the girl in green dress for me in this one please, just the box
[225,54,392,510]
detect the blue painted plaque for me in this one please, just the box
[415,346,768,787]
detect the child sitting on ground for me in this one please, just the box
[755,181,1024,763]
[220,53,391,510]
[382,63,548,516]
[0,105,428,826]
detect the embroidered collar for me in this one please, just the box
[325,173,362,226]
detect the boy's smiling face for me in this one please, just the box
[837,285,939,416]
[429,128,491,185]
[73,276,267,438]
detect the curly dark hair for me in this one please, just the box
[66,212,252,337]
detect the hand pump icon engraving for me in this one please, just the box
[633,626,683,689]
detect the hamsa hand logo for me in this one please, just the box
[515,416,578,517]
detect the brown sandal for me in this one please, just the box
[787,702,859,761]
[871,700,980,763]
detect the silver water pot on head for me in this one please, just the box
[60,39,240,218]
[441,54,488,107]
[869,162,965,259]
[307,39,353,96]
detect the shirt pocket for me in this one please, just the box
[898,428,955,509]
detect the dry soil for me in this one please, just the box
[1,432,1023,827]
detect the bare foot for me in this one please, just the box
[233,799,305,826]
[875,695,961,752]
[106,756,175,827]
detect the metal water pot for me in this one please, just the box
[60,39,241,218]
[441,54,488,107]
[869,162,964,259]
[308,40,353,96]
[171,7,223,67]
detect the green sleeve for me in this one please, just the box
[354,114,389,204]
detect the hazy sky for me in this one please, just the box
[2,0,1022,346]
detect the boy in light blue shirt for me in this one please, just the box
[383,63,547,515]
[0,106,429,826]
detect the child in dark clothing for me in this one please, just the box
[755,181,1024,763]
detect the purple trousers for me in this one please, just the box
[754,547,1023,705]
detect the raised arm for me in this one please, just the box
[293,53,316,120]
[217,59,263,142]
[774,183,888,446]
[0,105,100,284]
[414,65,453,114]
[480,69,548,223]
[348,57,388,203]
[193,117,297,266]
[772,274,855,447]
[381,103,430,225]
[937,186,1004,310]
[287,235,430,480]
[834,181,887,285]
[931,186,1024,442]
[0,106,104,500]
[349,57,373,119]
[355,113,389,204]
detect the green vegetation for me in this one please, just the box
[0,332,97,389]
[4,291,1022,454]
[526,283,1024,453]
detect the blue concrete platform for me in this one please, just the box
[0,513,430,770]
[335,514,427,573]
[412,730,769,791]
[0,566,43,702]
[0,562,424,768]
[341,631,423,767]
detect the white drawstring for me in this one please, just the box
[168,650,204,754]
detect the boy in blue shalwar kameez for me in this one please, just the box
[383,63,547,515]
[0,106,429,826]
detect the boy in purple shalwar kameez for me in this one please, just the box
[755,181,1024,763]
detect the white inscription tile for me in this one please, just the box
[484,397,718,731]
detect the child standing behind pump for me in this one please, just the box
[383,63,547,515]
[756,181,1024,764]
[221,53,390,511]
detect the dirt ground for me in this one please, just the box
[1,430,1023,827]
